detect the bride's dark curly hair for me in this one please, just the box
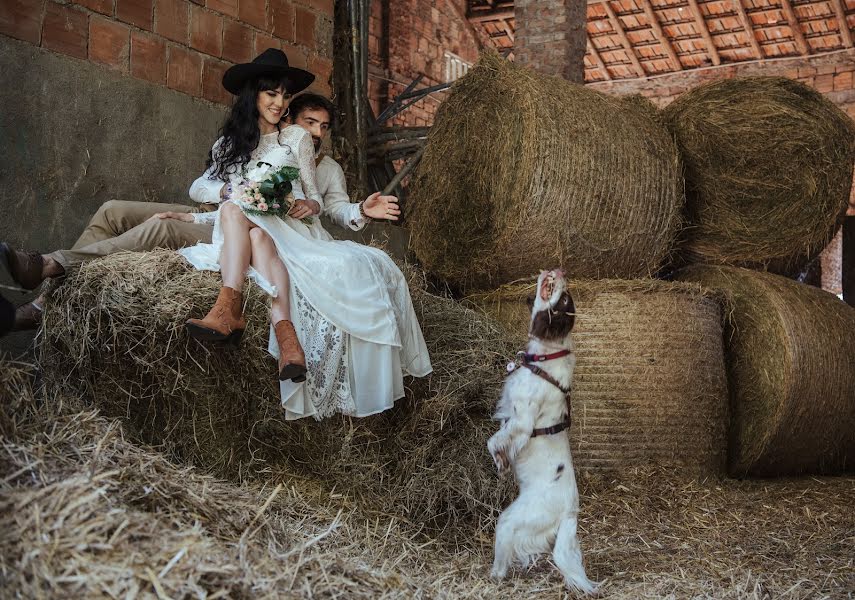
[207,74,291,180]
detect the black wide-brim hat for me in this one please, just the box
[222,48,315,96]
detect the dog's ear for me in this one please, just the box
[526,295,535,310]
[562,292,576,332]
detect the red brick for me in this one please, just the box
[41,2,88,60]
[833,71,853,91]
[268,0,293,41]
[815,72,834,93]
[309,54,331,85]
[294,5,313,48]
[281,41,307,70]
[89,16,129,70]
[296,0,331,17]
[0,0,45,44]
[202,56,232,104]
[75,0,113,16]
[130,30,166,83]
[205,0,235,18]
[154,0,188,44]
[167,44,202,95]
[239,0,265,29]
[254,31,280,56]
[117,0,153,29]
[190,4,222,56]
[222,18,252,63]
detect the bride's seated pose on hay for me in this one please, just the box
[178,49,432,420]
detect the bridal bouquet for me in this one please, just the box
[235,161,309,222]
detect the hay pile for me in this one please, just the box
[663,77,855,275]
[676,265,855,477]
[4,363,855,598]
[41,249,518,535]
[468,279,729,477]
[407,51,683,292]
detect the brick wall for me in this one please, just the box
[515,0,586,83]
[368,0,481,126]
[588,49,855,291]
[0,0,333,106]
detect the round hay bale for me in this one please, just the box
[41,250,517,534]
[676,265,855,477]
[407,52,683,292]
[467,279,728,477]
[663,77,855,275]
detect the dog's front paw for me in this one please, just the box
[490,565,508,580]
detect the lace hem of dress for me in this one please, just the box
[295,287,357,419]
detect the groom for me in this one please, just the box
[1,93,400,330]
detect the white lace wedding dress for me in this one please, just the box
[179,125,432,420]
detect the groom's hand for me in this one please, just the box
[362,192,401,221]
[152,211,194,223]
[289,199,320,220]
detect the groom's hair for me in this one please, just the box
[289,93,337,129]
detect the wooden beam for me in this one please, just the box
[640,0,682,70]
[468,9,513,23]
[780,0,810,54]
[600,0,646,77]
[500,18,515,43]
[829,0,853,48]
[685,0,721,66]
[587,37,612,80]
[732,0,764,59]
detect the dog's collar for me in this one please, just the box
[532,417,570,437]
[520,349,572,363]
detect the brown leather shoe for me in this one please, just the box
[12,301,42,332]
[185,286,246,347]
[0,243,45,290]
[274,319,306,382]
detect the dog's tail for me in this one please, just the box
[553,516,599,595]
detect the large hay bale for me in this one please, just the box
[41,250,517,534]
[467,279,728,477]
[407,52,683,292]
[676,265,855,477]
[663,77,855,275]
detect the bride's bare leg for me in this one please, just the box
[248,227,306,382]
[219,202,254,290]
[248,227,291,322]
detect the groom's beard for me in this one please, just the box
[313,137,322,152]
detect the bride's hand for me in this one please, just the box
[289,199,320,220]
[361,192,400,221]
[151,211,194,223]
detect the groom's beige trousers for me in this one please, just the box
[47,200,217,269]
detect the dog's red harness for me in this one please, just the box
[507,350,572,437]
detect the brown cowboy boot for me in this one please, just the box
[0,243,46,290]
[274,320,306,382]
[13,301,43,331]
[185,286,246,347]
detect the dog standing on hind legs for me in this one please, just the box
[487,268,598,595]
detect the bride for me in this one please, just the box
[178,49,432,420]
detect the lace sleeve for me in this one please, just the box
[296,129,324,212]
[189,137,227,205]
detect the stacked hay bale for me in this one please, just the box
[41,250,517,534]
[469,280,729,477]
[662,77,855,275]
[408,51,684,293]
[676,266,855,477]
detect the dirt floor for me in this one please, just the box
[1,363,853,599]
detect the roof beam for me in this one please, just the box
[468,9,514,23]
[732,0,764,59]
[685,0,721,65]
[587,37,612,80]
[600,1,646,77]
[500,19,515,43]
[829,0,853,48]
[640,0,682,70]
[779,0,810,54]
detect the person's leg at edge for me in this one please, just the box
[248,227,306,382]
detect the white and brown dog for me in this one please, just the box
[487,268,597,594]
